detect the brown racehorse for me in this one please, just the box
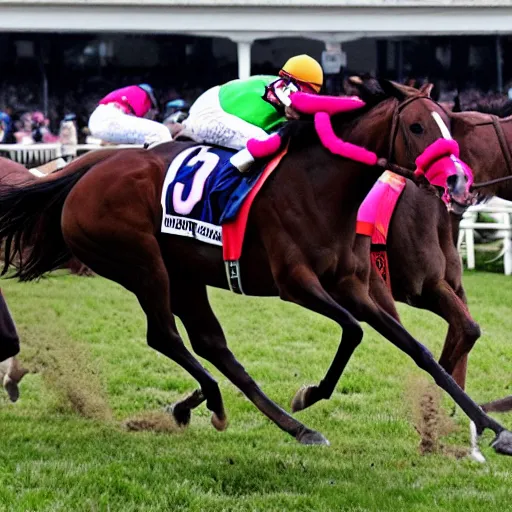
[451,100,512,415]
[332,77,512,394]
[0,81,511,454]
[0,158,32,362]
[333,76,512,441]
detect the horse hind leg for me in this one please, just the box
[64,228,226,429]
[170,277,329,445]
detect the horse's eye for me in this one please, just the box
[410,123,424,135]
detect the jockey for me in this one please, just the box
[182,54,324,172]
[88,84,173,146]
[163,99,190,123]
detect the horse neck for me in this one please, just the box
[495,118,512,200]
[454,113,512,200]
[304,102,395,232]
[333,99,395,159]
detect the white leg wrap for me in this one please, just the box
[469,421,486,463]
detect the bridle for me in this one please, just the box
[492,117,512,177]
[467,116,512,191]
[387,94,437,163]
[309,92,474,211]
[386,95,475,214]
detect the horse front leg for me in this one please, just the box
[417,280,480,390]
[262,259,365,415]
[356,295,512,456]
[291,268,398,413]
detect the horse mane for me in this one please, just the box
[285,94,395,154]
[462,96,512,118]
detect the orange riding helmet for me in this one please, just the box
[279,54,324,93]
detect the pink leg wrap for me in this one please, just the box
[246,133,282,159]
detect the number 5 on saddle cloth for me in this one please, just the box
[160,143,288,293]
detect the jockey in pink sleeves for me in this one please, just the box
[88,84,172,146]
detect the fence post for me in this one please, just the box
[504,212,512,275]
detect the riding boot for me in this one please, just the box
[229,132,282,173]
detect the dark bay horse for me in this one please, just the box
[0,157,33,362]
[451,100,512,416]
[326,77,512,456]
[332,77,512,394]
[0,154,112,362]
[0,81,511,454]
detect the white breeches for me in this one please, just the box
[88,104,172,146]
[182,86,268,150]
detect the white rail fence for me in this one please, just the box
[458,198,512,275]
[0,142,143,167]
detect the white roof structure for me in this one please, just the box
[0,0,510,5]
[0,0,509,83]
[1,0,511,81]
[0,0,512,37]
[0,0,510,36]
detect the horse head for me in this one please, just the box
[448,108,512,202]
[340,76,475,213]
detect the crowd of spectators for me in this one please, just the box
[0,78,203,146]
[1,75,512,147]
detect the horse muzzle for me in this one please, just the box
[414,139,476,213]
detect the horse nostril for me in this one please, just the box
[446,174,458,190]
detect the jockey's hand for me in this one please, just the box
[285,106,301,120]
[169,123,183,139]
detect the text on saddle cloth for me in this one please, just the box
[160,144,286,250]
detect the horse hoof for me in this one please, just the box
[291,385,319,413]
[166,403,191,428]
[492,430,512,456]
[3,378,19,403]
[297,429,330,446]
[470,448,486,463]
[211,412,228,431]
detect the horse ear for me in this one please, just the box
[348,75,363,85]
[377,79,408,101]
[348,74,385,104]
[419,83,434,97]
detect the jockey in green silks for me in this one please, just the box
[182,54,324,172]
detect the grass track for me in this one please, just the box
[0,272,512,511]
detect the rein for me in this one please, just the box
[311,94,435,183]
[492,116,512,179]
[467,117,512,191]
[387,94,432,163]
[471,175,512,189]
[371,95,454,184]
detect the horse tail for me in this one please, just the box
[0,149,119,281]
